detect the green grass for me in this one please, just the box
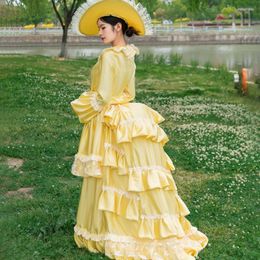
[0,54,259,260]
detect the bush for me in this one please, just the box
[255,76,260,87]
[190,59,199,68]
[204,61,213,72]
[169,53,182,66]
[136,52,156,65]
[156,54,167,65]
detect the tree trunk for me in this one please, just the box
[59,26,68,58]
[192,18,195,32]
[232,14,236,31]
[34,23,37,35]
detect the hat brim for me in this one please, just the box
[76,0,146,36]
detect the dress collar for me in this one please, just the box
[103,44,140,59]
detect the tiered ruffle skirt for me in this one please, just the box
[72,102,208,259]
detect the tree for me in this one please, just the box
[0,1,25,26]
[182,0,207,26]
[154,7,166,20]
[154,0,186,21]
[183,0,204,14]
[222,6,239,28]
[208,0,222,8]
[21,0,52,28]
[51,0,85,58]
[222,0,260,20]
[165,0,187,21]
[138,0,159,18]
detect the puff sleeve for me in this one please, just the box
[70,50,115,124]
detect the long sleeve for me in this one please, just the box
[70,50,115,124]
[96,50,115,104]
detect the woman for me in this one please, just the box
[70,0,208,259]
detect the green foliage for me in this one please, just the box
[153,7,166,20]
[50,0,86,57]
[0,4,24,26]
[181,0,206,20]
[151,0,260,22]
[204,61,213,71]
[21,0,53,26]
[136,52,182,66]
[51,0,86,27]
[217,64,230,80]
[195,5,219,20]
[190,59,199,68]
[156,54,167,65]
[169,53,183,66]
[221,6,239,17]
[137,0,159,18]
[2,0,260,27]
[155,0,187,21]
[136,51,156,65]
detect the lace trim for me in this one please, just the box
[71,166,101,177]
[73,155,170,172]
[104,142,125,156]
[122,44,140,58]
[102,185,140,200]
[74,225,199,244]
[71,154,102,177]
[110,44,140,59]
[75,225,137,243]
[74,153,102,162]
[129,165,171,174]
[90,93,103,111]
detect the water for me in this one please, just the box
[1,44,259,77]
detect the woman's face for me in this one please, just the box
[97,19,121,44]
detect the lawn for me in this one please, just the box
[0,54,259,260]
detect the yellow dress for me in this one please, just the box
[70,44,208,260]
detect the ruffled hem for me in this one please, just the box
[98,185,140,221]
[103,142,127,168]
[74,225,208,260]
[127,167,176,192]
[72,157,175,192]
[103,103,169,145]
[98,186,191,239]
[104,103,165,126]
[138,214,189,239]
[71,153,102,177]
[71,150,175,190]
[98,187,188,218]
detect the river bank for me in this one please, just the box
[2,44,259,77]
[1,31,260,47]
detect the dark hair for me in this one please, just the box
[99,15,139,37]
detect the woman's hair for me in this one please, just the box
[99,15,139,37]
